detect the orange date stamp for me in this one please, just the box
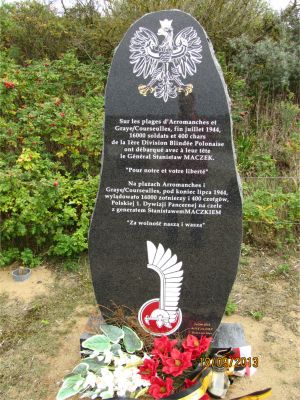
[199,356,259,368]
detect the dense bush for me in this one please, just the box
[0,52,105,263]
[0,1,70,62]
[0,0,299,265]
[243,180,299,247]
[229,35,299,96]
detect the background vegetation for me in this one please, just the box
[0,0,299,267]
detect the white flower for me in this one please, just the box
[82,371,97,389]
[99,367,114,390]
[103,349,113,364]
[89,350,100,359]
[127,366,150,391]
[114,350,129,366]
[112,364,149,397]
[79,352,149,399]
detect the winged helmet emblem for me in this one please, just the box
[129,19,202,102]
[143,241,183,330]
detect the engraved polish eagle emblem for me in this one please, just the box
[138,241,183,335]
[129,19,202,102]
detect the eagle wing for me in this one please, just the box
[129,27,160,79]
[147,241,183,323]
[172,27,202,78]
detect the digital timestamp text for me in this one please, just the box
[200,357,259,368]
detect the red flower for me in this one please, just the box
[184,378,196,388]
[3,81,15,89]
[138,358,158,381]
[200,394,211,400]
[149,377,173,399]
[182,335,212,360]
[152,336,177,358]
[162,348,192,377]
[53,181,59,187]
[60,112,65,117]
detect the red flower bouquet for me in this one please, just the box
[138,335,212,399]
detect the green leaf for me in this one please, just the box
[111,343,121,356]
[100,324,124,344]
[122,326,143,353]
[83,357,107,373]
[56,374,84,400]
[72,362,89,375]
[82,334,111,352]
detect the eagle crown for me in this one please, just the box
[159,19,173,29]
[157,19,173,39]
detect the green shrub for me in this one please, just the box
[0,0,298,264]
[0,248,20,267]
[229,35,298,96]
[20,248,41,267]
[243,180,300,246]
[0,0,280,64]
[0,51,105,263]
[0,1,70,62]
[233,99,299,177]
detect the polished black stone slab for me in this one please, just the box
[89,10,242,336]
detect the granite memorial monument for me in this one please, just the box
[89,10,242,337]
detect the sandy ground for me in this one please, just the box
[0,264,299,399]
[43,313,299,400]
[33,312,300,400]
[0,266,55,302]
[44,315,89,400]
[222,315,299,399]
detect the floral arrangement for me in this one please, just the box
[57,324,271,400]
[140,335,211,399]
[56,324,211,400]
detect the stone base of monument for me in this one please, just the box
[211,323,248,350]
[80,318,248,354]
[80,311,104,353]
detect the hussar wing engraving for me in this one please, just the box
[147,241,183,324]
[129,20,202,102]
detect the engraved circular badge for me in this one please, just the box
[138,298,182,336]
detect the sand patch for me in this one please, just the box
[43,311,92,400]
[39,312,300,400]
[0,266,55,302]
[223,314,299,400]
